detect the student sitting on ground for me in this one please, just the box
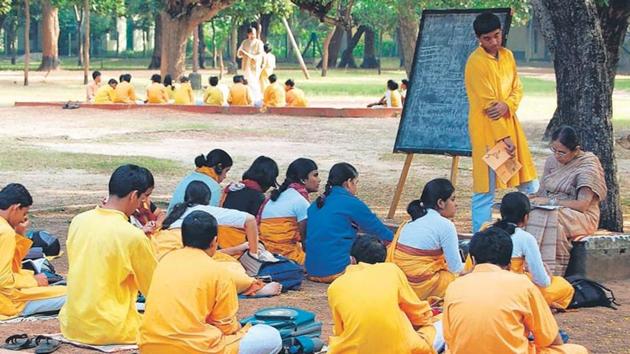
[86,70,101,102]
[163,74,175,101]
[367,79,402,108]
[0,183,67,320]
[387,178,463,302]
[169,149,233,211]
[285,79,308,107]
[259,158,320,264]
[173,75,194,105]
[443,227,587,354]
[203,76,224,106]
[263,74,286,108]
[60,165,157,345]
[305,163,393,283]
[113,73,138,104]
[146,74,169,104]
[139,211,283,354]
[220,156,279,250]
[400,79,409,105]
[328,235,441,354]
[228,75,252,106]
[93,79,117,104]
[493,192,574,309]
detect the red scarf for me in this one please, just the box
[288,182,310,201]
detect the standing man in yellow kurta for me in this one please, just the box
[60,165,157,345]
[443,227,587,354]
[0,184,66,320]
[465,12,538,232]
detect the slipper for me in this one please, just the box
[2,334,36,350]
[33,335,60,354]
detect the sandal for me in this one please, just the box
[33,335,60,354]
[2,334,36,350]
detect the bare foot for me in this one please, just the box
[254,282,282,297]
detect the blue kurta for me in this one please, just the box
[168,171,221,213]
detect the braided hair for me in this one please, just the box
[162,181,211,229]
[270,158,318,201]
[316,162,358,208]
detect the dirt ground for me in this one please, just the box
[0,102,630,353]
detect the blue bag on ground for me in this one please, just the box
[241,307,323,354]
[239,252,304,291]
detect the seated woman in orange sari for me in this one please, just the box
[259,158,320,264]
[387,179,463,303]
[527,126,607,276]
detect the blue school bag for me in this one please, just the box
[241,307,324,354]
[239,252,304,291]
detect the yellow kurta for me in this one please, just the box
[204,87,224,106]
[0,218,66,320]
[388,89,402,108]
[146,83,168,104]
[263,83,286,108]
[464,47,537,193]
[138,247,248,354]
[228,84,252,106]
[286,88,308,107]
[113,82,138,104]
[174,83,194,105]
[260,217,304,264]
[444,263,587,354]
[94,85,116,104]
[59,207,157,345]
[327,262,436,354]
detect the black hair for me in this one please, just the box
[122,74,132,83]
[233,75,243,84]
[119,74,124,82]
[242,78,248,85]
[264,43,272,53]
[401,79,409,88]
[469,226,513,267]
[151,74,161,83]
[162,181,211,229]
[164,74,173,88]
[316,162,358,208]
[108,79,118,86]
[0,183,33,209]
[493,192,531,235]
[551,125,580,151]
[182,211,218,250]
[209,76,219,86]
[108,164,153,198]
[270,158,318,201]
[246,27,255,34]
[92,71,101,80]
[285,79,295,87]
[351,235,386,264]
[268,74,277,84]
[242,156,279,192]
[387,79,399,91]
[180,76,189,83]
[194,149,233,175]
[407,178,455,221]
[473,12,501,37]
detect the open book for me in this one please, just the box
[482,141,522,184]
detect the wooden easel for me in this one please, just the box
[386,153,460,219]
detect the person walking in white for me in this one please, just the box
[237,27,264,106]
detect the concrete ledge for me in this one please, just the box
[14,102,402,119]
[567,235,630,282]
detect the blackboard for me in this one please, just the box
[393,8,512,156]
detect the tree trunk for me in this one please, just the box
[149,13,162,69]
[198,24,206,69]
[24,0,30,86]
[259,13,272,42]
[228,23,238,74]
[396,26,405,68]
[397,0,419,76]
[74,5,83,66]
[192,25,199,72]
[338,26,365,68]
[83,0,90,85]
[321,26,335,77]
[361,27,378,68]
[5,14,17,64]
[38,0,60,71]
[316,25,344,68]
[531,0,628,232]
[211,19,217,68]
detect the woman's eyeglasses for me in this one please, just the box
[549,146,568,157]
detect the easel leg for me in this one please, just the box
[387,153,414,219]
[450,156,460,186]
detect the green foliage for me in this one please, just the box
[0,0,11,15]
[221,0,293,22]
[353,0,398,31]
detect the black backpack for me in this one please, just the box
[566,275,619,310]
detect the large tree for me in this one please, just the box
[39,0,60,71]
[531,0,629,231]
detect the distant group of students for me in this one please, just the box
[367,79,409,108]
[85,70,308,108]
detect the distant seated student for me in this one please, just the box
[0,183,66,320]
[146,74,168,104]
[367,79,402,108]
[285,79,308,107]
[327,235,441,354]
[305,163,393,283]
[443,227,587,354]
[173,76,194,105]
[139,211,283,354]
[387,178,463,302]
[163,74,175,101]
[228,75,252,106]
[113,73,138,104]
[400,79,409,105]
[203,76,224,106]
[86,70,101,102]
[263,74,286,108]
[93,79,117,104]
